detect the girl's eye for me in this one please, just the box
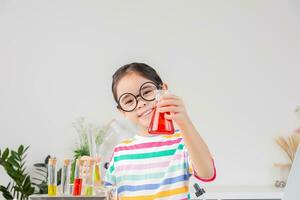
[143,90,152,96]
[143,91,150,95]
[125,100,133,105]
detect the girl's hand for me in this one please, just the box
[156,92,191,127]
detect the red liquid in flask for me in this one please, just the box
[148,106,175,134]
[72,178,82,196]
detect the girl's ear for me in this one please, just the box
[162,83,168,90]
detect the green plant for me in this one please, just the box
[0,145,35,200]
[32,155,62,194]
[69,117,106,183]
[70,145,90,183]
[72,117,106,152]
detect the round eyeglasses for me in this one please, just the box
[117,81,162,112]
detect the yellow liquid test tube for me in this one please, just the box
[84,185,93,195]
[94,164,101,183]
[48,185,57,196]
[48,158,57,196]
[83,159,95,196]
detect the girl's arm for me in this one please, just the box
[157,93,215,179]
[178,117,215,179]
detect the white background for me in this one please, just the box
[0,0,300,194]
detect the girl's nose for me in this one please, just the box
[136,97,147,109]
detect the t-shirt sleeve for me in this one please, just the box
[182,140,216,182]
[104,151,117,186]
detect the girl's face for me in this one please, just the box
[116,72,166,131]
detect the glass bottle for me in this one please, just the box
[148,90,175,134]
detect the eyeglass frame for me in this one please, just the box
[116,81,162,112]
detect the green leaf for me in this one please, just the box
[24,146,30,153]
[32,177,44,183]
[44,155,51,164]
[32,183,43,188]
[7,169,18,180]
[35,168,47,174]
[11,150,21,161]
[0,185,14,200]
[28,187,35,195]
[21,164,26,173]
[23,176,31,187]
[35,171,46,178]
[2,148,9,160]
[14,185,21,192]
[13,188,18,199]
[32,180,47,194]
[16,190,19,200]
[7,157,20,168]
[20,150,28,175]
[18,145,24,155]
[7,169,23,186]
[36,182,48,194]
[70,160,76,183]
[33,163,46,168]
[7,182,12,191]
[10,186,14,196]
[13,189,16,199]
[57,168,62,185]
[21,154,27,163]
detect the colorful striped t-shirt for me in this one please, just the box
[104,131,216,200]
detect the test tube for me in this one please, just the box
[94,157,102,186]
[48,158,57,196]
[87,128,102,187]
[73,159,84,196]
[84,159,95,196]
[61,159,72,195]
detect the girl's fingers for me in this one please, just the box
[161,93,180,100]
[157,99,181,107]
[164,112,181,120]
[158,106,182,113]
[164,113,174,120]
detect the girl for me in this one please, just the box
[105,63,216,200]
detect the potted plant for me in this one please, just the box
[0,145,35,200]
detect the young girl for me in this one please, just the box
[105,63,216,200]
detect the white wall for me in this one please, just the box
[1,0,300,191]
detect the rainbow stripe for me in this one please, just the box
[105,131,214,199]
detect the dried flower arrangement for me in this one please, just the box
[275,132,300,162]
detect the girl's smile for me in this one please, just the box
[138,107,154,119]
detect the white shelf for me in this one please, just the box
[192,185,284,200]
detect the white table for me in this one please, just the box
[29,194,106,200]
[29,186,284,200]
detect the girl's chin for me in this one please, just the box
[137,119,151,129]
[140,121,151,128]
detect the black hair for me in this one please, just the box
[112,62,163,103]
